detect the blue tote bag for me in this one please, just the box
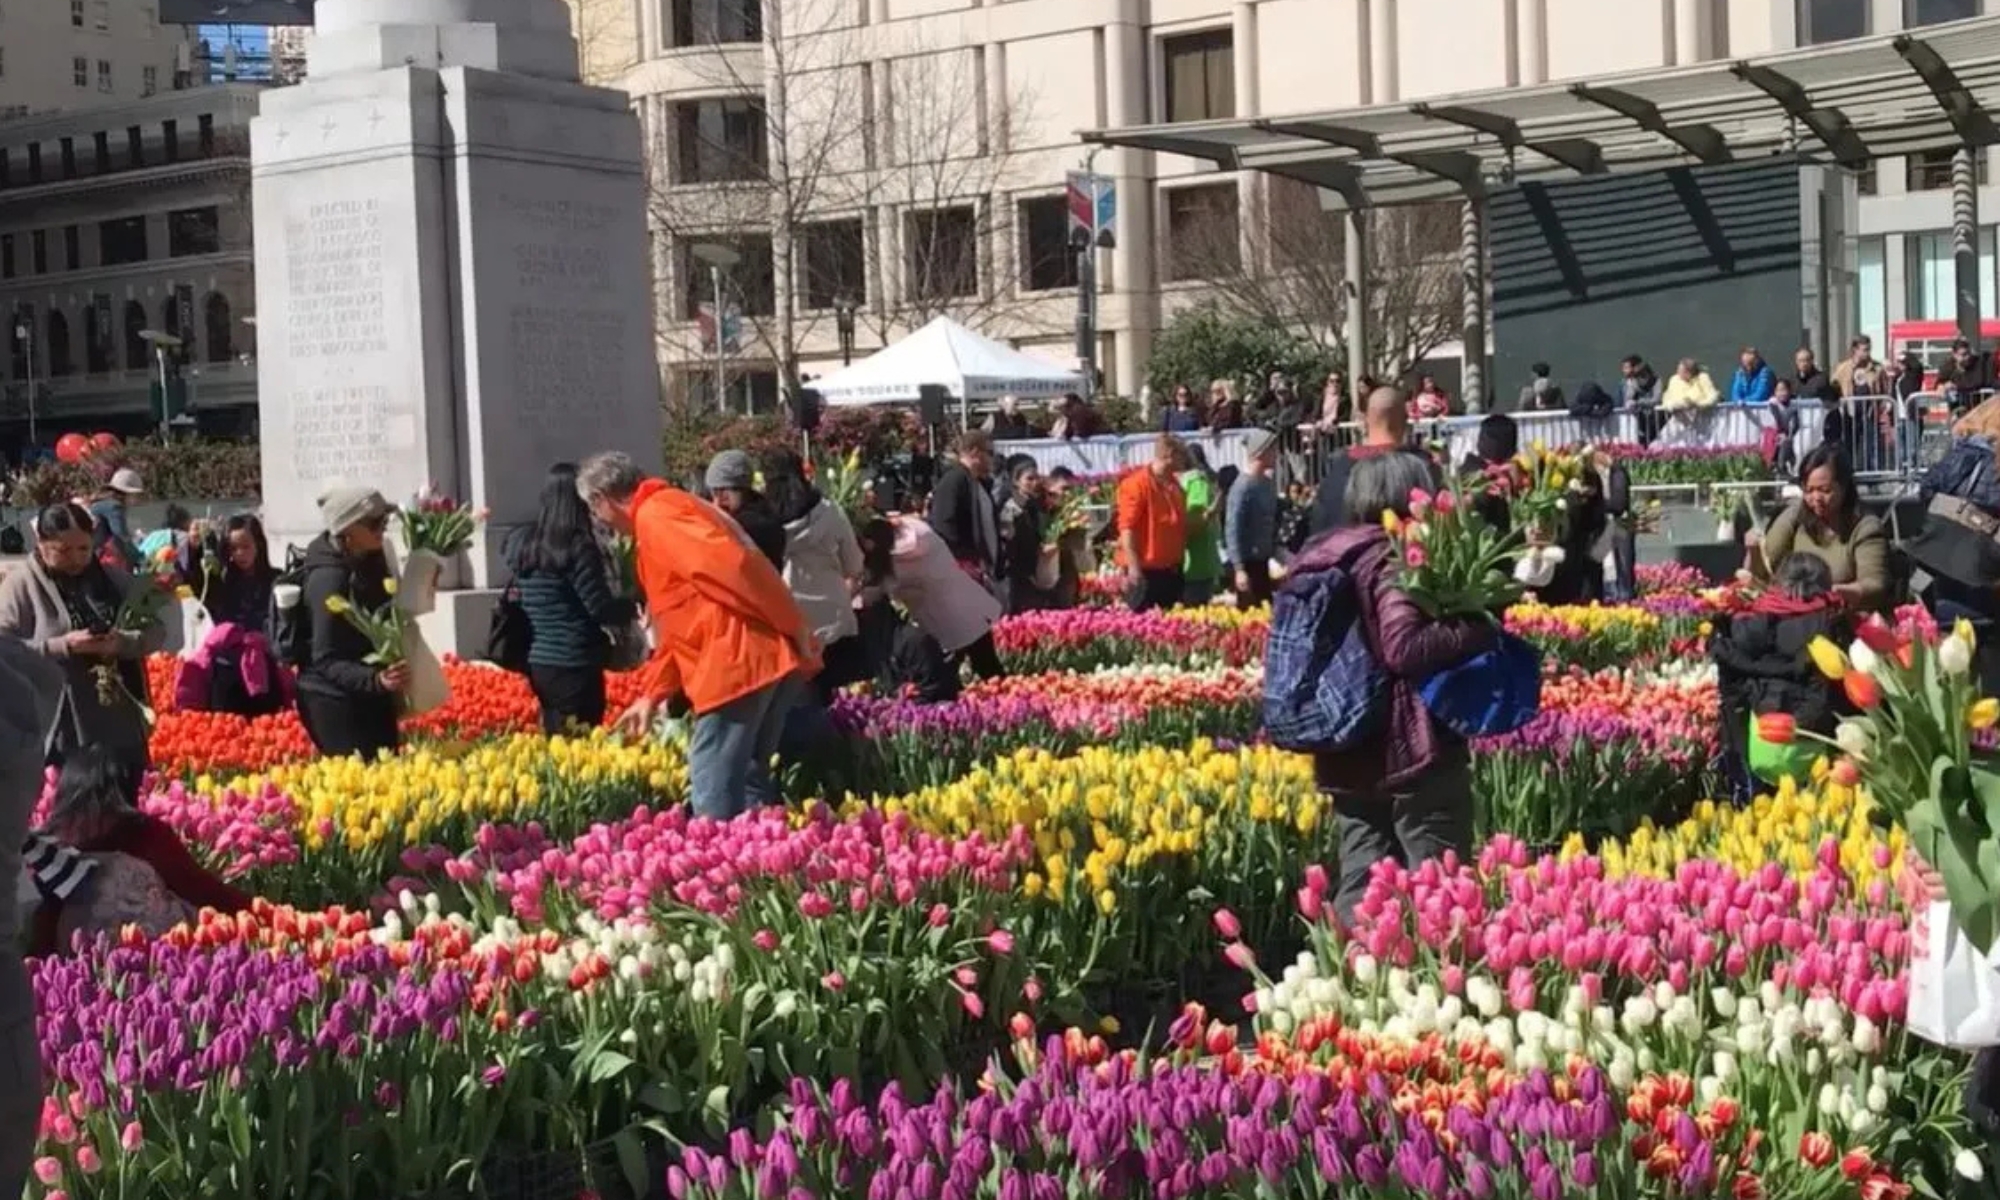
[1417,631,1542,738]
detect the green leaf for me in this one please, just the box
[585,1050,637,1085]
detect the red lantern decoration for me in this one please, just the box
[55,432,88,464]
[89,432,120,455]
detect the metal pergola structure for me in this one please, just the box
[1083,16,2000,410]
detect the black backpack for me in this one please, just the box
[272,545,312,669]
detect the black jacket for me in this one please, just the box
[1940,354,1999,397]
[989,411,1033,440]
[1788,368,1839,405]
[507,531,634,670]
[1711,607,1849,736]
[297,533,395,702]
[856,597,959,704]
[1309,445,1441,539]
[927,463,999,572]
[732,494,788,573]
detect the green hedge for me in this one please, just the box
[13,440,261,506]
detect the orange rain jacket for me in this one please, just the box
[628,478,820,714]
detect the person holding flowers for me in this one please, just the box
[1000,458,1057,613]
[578,451,820,818]
[761,448,866,699]
[0,501,165,771]
[295,486,406,760]
[1710,553,1850,803]
[1290,454,1497,924]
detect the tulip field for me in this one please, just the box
[22,561,1996,1200]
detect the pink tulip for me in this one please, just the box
[76,1146,101,1175]
[1212,909,1243,941]
[821,971,846,991]
[987,929,1015,955]
[1223,942,1256,971]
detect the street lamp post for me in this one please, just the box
[14,317,35,450]
[1069,149,1116,398]
[690,242,741,414]
[138,329,183,440]
[833,294,857,367]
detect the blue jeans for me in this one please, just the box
[688,672,807,820]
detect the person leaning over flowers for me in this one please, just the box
[1751,442,1889,612]
[1290,452,1497,925]
[578,451,820,819]
[0,634,61,1200]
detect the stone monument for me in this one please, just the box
[250,0,660,650]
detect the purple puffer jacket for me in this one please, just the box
[1294,525,1495,792]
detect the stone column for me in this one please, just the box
[1345,209,1370,379]
[1516,0,1546,85]
[253,0,660,613]
[1954,148,1982,347]
[1369,0,1399,104]
[1672,0,1704,66]
[1460,199,1487,413]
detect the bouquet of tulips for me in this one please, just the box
[324,582,409,673]
[1041,490,1091,548]
[397,485,482,557]
[815,448,872,527]
[1383,485,1524,621]
[92,565,179,710]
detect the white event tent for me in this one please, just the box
[814,317,1085,409]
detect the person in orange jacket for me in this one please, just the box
[1116,434,1190,612]
[577,452,820,819]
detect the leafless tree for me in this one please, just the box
[645,1,1042,405]
[564,0,641,85]
[1171,178,1462,378]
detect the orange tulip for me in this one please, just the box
[1843,670,1883,710]
[1754,712,1796,744]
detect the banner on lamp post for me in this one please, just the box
[1066,172,1116,243]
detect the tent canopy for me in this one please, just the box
[815,317,1085,408]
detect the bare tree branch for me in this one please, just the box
[1169,178,1462,378]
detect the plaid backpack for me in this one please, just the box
[1262,563,1386,753]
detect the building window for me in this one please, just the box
[123,299,148,369]
[905,206,980,301]
[70,0,83,26]
[29,230,44,275]
[1164,184,1241,281]
[98,216,147,266]
[1796,0,1867,44]
[1,235,14,280]
[62,225,79,271]
[84,296,110,374]
[72,57,86,88]
[92,0,108,30]
[163,287,196,363]
[1906,0,1977,27]
[797,219,866,311]
[46,310,70,377]
[24,143,38,183]
[197,114,214,156]
[1019,196,1079,292]
[142,65,157,97]
[58,138,75,179]
[168,207,220,257]
[1907,147,1990,191]
[684,367,780,415]
[96,60,110,92]
[1161,30,1235,124]
[671,99,767,184]
[126,125,143,168]
[668,0,763,47]
[1906,227,1999,320]
[162,119,178,162]
[92,131,109,174]
[204,293,233,362]
[677,235,775,319]
[1857,236,1886,357]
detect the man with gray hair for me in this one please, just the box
[0,638,62,1198]
[577,451,819,819]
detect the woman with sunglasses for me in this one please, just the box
[296,486,407,760]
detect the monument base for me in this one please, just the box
[414,589,500,661]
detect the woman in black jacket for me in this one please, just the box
[179,514,285,716]
[296,486,406,760]
[508,463,634,733]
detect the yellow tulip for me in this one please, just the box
[1807,636,1849,681]
[1381,510,1403,537]
[324,594,352,615]
[1971,698,2000,731]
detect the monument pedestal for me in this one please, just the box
[252,0,661,654]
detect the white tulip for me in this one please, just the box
[1352,955,1378,984]
[1652,981,1677,1010]
[1849,1110,1876,1136]
[1710,988,1737,1020]
[619,1027,639,1046]
[1637,1047,1657,1073]
[1867,1084,1889,1114]
[1467,977,1502,1018]
[1848,640,1880,675]
[1941,632,1975,678]
[1851,1016,1881,1055]
[773,992,799,1019]
[1956,1147,1986,1181]
[1271,1010,1296,1036]
[1697,1076,1722,1106]
[1713,1050,1738,1081]
[1608,1054,1636,1090]
[1835,721,1873,758]
[1818,1082,1841,1113]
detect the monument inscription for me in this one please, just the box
[500,194,630,434]
[284,199,389,360]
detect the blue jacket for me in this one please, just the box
[1729,362,1776,405]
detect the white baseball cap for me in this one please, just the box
[108,468,144,495]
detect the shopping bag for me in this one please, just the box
[1907,899,2000,1049]
[400,625,451,717]
[1745,713,1817,785]
[398,549,443,616]
[1417,632,1542,738]
[177,599,214,660]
